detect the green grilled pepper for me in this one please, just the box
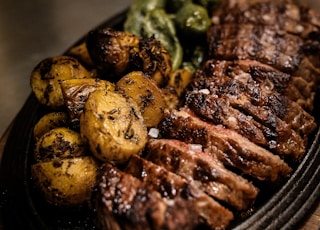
[124,0,166,35]
[175,3,211,39]
[141,9,183,71]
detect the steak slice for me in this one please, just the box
[125,155,234,229]
[144,138,259,210]
[211,0,320,39]
[158,109,292,182]
[96,163,204,230]
[207,23,304,73]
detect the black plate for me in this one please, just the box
[1,9,320,230]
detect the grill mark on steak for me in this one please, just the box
[158,109,292,182]
[209,0,320,84]
[124,154,234,229]
[144,138,259,210]
[207,23,304,73]
[189,59,317,140]
[96,163,206,230]
[185,91,306,160]
[211,0,320,39]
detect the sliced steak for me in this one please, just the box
[96,163,205,230]
[144,138,259,210]
[124,155,234,229]
[208,0,320,85]
[211,0,320,39]
[158,109,292,182]
[207,23,304,73]
[185,91,305,160]
[188,59,316,141]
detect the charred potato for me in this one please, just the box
[34,127,87,162]
[31,156,99,207]
[80,89,148,164]
[33,112,69,140]
[86,28,171,85]
[30,56,92,109]
[61,78,115,122]
[116,71,166,127]
[86,28,140,79]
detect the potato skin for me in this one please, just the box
[86,28,171,85]
[65,41,95,68]
[80,89,148,164]
[167,68,194,96]
[30,56,92,109]
[31,156,99,207]
[34,127,87,162]
[33,112,69,140]
[116,71,166,127]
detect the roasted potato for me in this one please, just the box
[30,56,92,109]
[167,68,194,96]
[33,112,69,140]
[31,156,99,207]
[116,71,166,127]
[86,28,140,80]
[80,89,148,164]
[65,41,95,68]
[34,127,87,162]
[61,78,115,122]
[86,28,171,86]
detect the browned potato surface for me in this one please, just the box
[80,89,148,164]
[116,71,166,127]
[86,28,171,85]
[34,127,87,162]
[31,156,99,207]
[30,56,92,109]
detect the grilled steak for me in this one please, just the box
[96,163,206,230]
[125,154,234,229]
[144,139,259,210]
[211,0,320,39]
[185,59,317,160]
[208,0,320,83]
[207,23,304,73]
[158,109,292,182]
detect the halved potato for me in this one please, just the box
[80,89,148,164]
[30,56,92,109]
[61,78,115,122]
[34,127,87,162]
[116,71,166,127]
[33,112,69,140]
[31,156,99,207]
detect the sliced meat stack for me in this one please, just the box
[95,0,319,229]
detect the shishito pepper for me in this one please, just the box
[174,3,211,39]
[124,0,183,71]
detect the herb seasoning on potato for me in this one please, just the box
[80,89,148,164]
